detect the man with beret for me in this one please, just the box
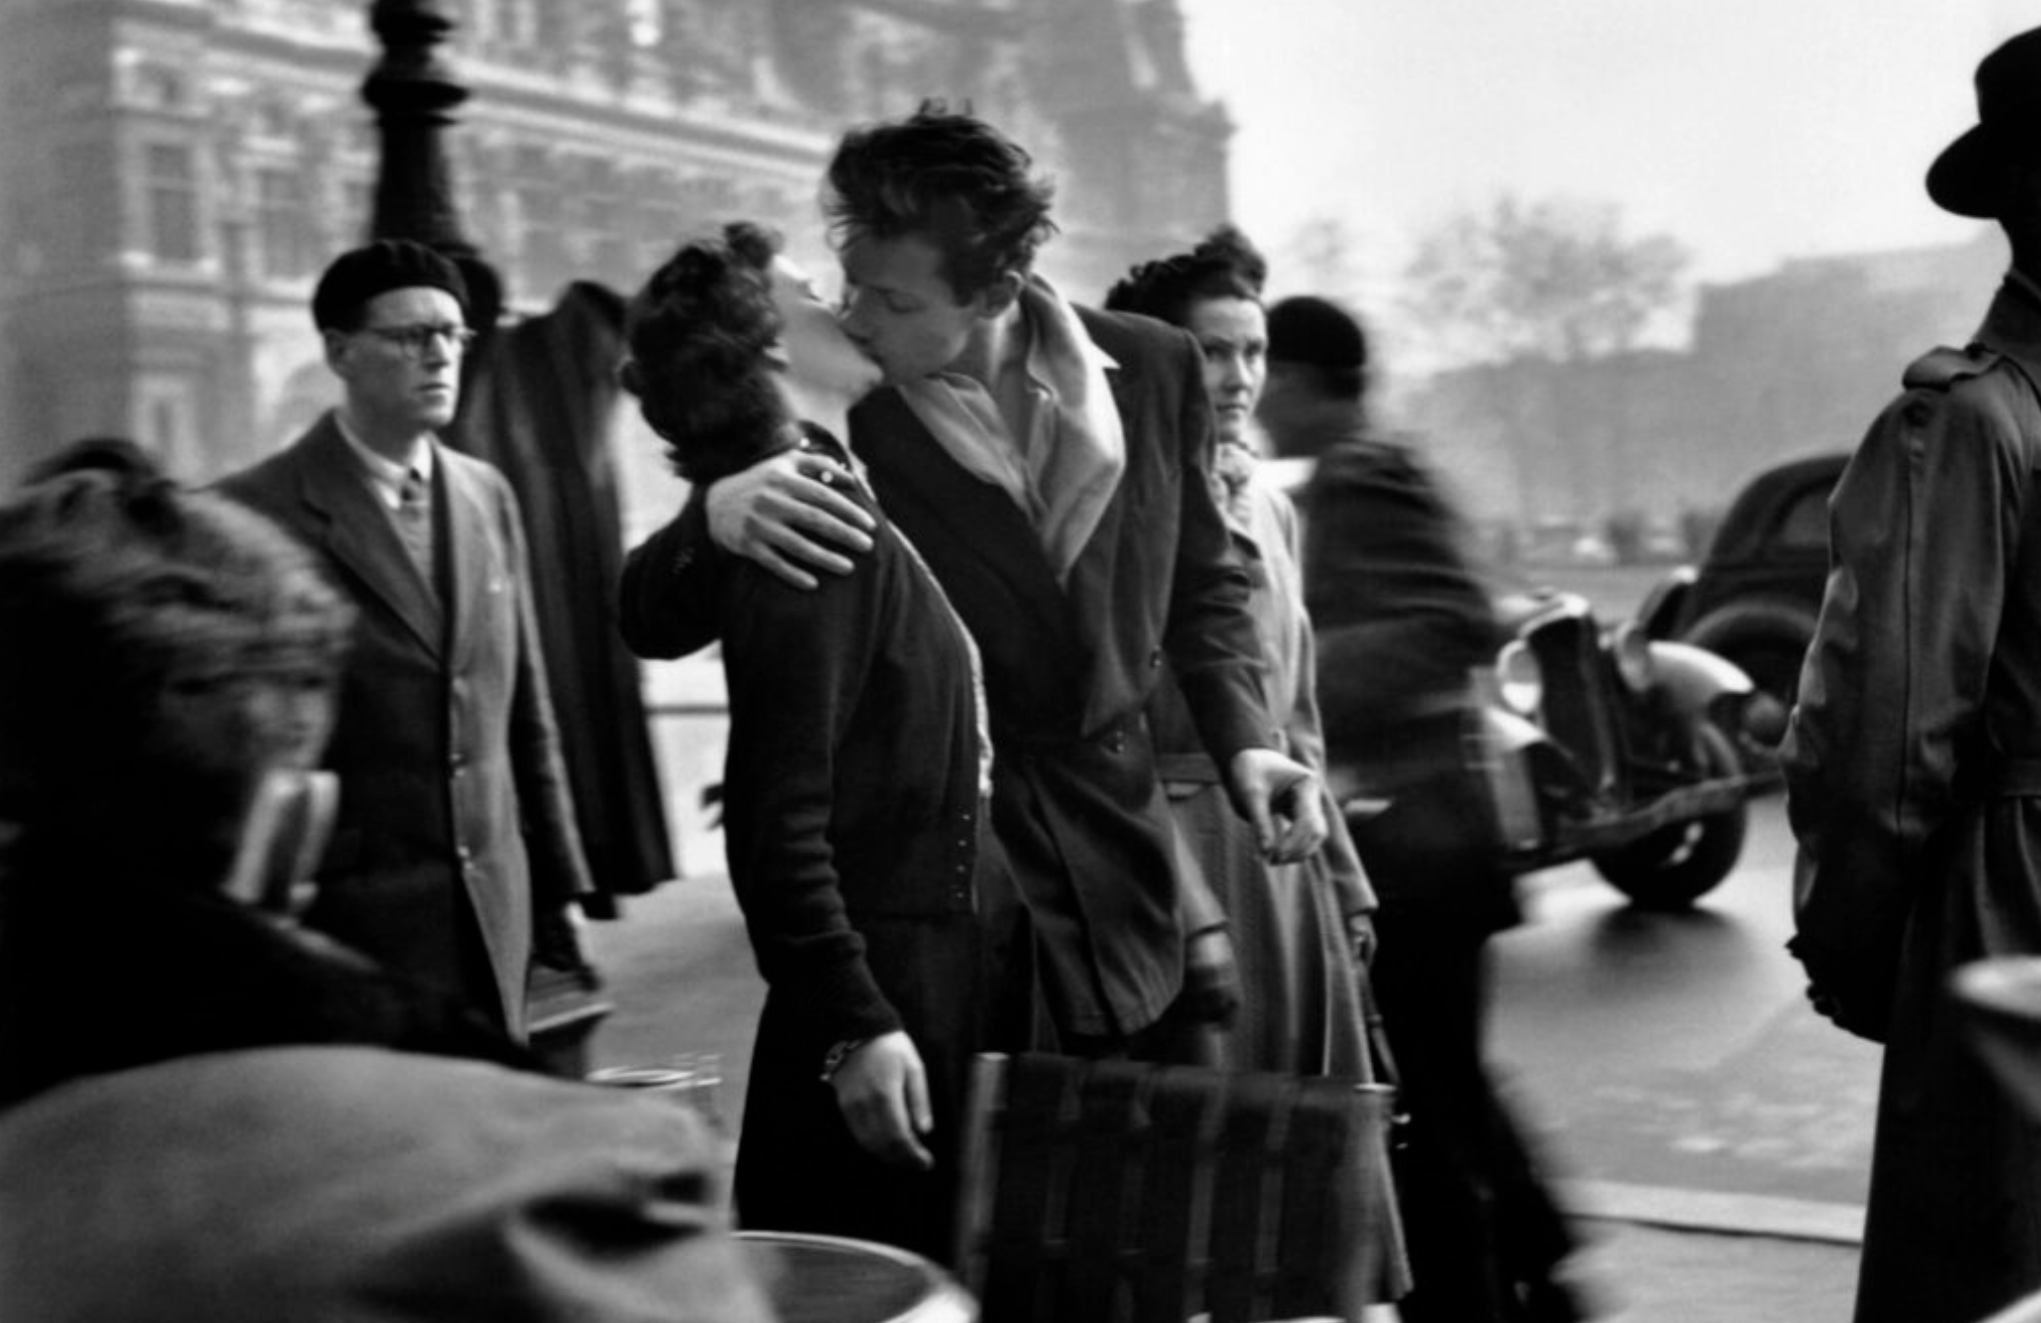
[1783,25,2041,1323]
[220,239,595,1041]
[1259,294,1586,1323]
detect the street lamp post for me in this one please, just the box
[361,0,502,329]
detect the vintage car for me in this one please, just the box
[1640,451,1847,780]
[1467,586,1780,910]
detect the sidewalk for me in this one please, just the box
[583,870,1863,1323]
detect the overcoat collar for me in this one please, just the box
[1976,271,2041,399]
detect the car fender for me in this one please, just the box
[1647,639,1754,719]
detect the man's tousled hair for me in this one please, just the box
[824,101,1058,301]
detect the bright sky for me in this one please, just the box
[1176,0,2034,303]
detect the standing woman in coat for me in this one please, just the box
[620,224,1016,1265]
[1104,228,1381,1077]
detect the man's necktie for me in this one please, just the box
[395,468,435,587]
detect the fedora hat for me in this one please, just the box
[1927,26,2041,219]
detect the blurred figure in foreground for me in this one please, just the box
[621,223,1015,1263]
[1783,25,2041,1323]
[1104,228,1382,1077]
[218,239,596,1038]
[0,439,529,1102]
[1262,296,1585,1323]
[0,443,768,1322]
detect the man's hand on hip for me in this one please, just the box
[705,449,876,590]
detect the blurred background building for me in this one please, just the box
[0,0,1233,489]
[1403,227,2004,566]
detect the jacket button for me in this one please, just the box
[1148,649,1163,669]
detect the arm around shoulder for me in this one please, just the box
[618,490,725,661]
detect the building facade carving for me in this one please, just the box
[0,0,1232,486]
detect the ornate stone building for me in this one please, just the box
[0,0,1232,486]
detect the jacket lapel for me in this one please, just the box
[297,417,444,659]
[1053,330,1151,657]
[853,389,1072,630]
[439,451,499,675]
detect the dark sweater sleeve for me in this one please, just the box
[717,551,902,1048]
[617,490,726,661]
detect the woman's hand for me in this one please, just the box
[828,1030,935,1169]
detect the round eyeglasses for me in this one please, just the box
[358,322,477,358]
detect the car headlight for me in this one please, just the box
[1496,639,1543,716]
[1612,623,1656,694]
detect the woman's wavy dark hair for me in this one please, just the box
[622,222,792,484]
[824,101,1058,302]
[1103,224,1268,329]
[0,439,351,864]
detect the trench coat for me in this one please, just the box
[1783,272,2041,1323]
[221,415,594,1036]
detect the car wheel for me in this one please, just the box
[1590,722,1748,910]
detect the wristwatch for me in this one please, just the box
[819,1037,870,1083]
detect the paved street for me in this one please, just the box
[1492,795,1879,1219]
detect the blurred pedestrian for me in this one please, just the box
[0,439,531,1103]
[1103,227,1381,1078]
[617,103,1328,1061]
[218,239,596,1039]
[0,442,769,1322]
[1262,295,1586,1323]
[620,223,1015,1263]
[1783,25,2041,1323]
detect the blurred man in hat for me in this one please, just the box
[1260,295,1586,1322]
[219,239,595,1041]
[1783,24,2041,1323]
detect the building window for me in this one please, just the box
[580,196,628,284]
[511,184,566,296]
[503,0,539,45]
[341,178,374,244]
[144,143,200,263]
[255,168,312,279]
[638,202,682,268]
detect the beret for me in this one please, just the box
[311,239,470,332]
